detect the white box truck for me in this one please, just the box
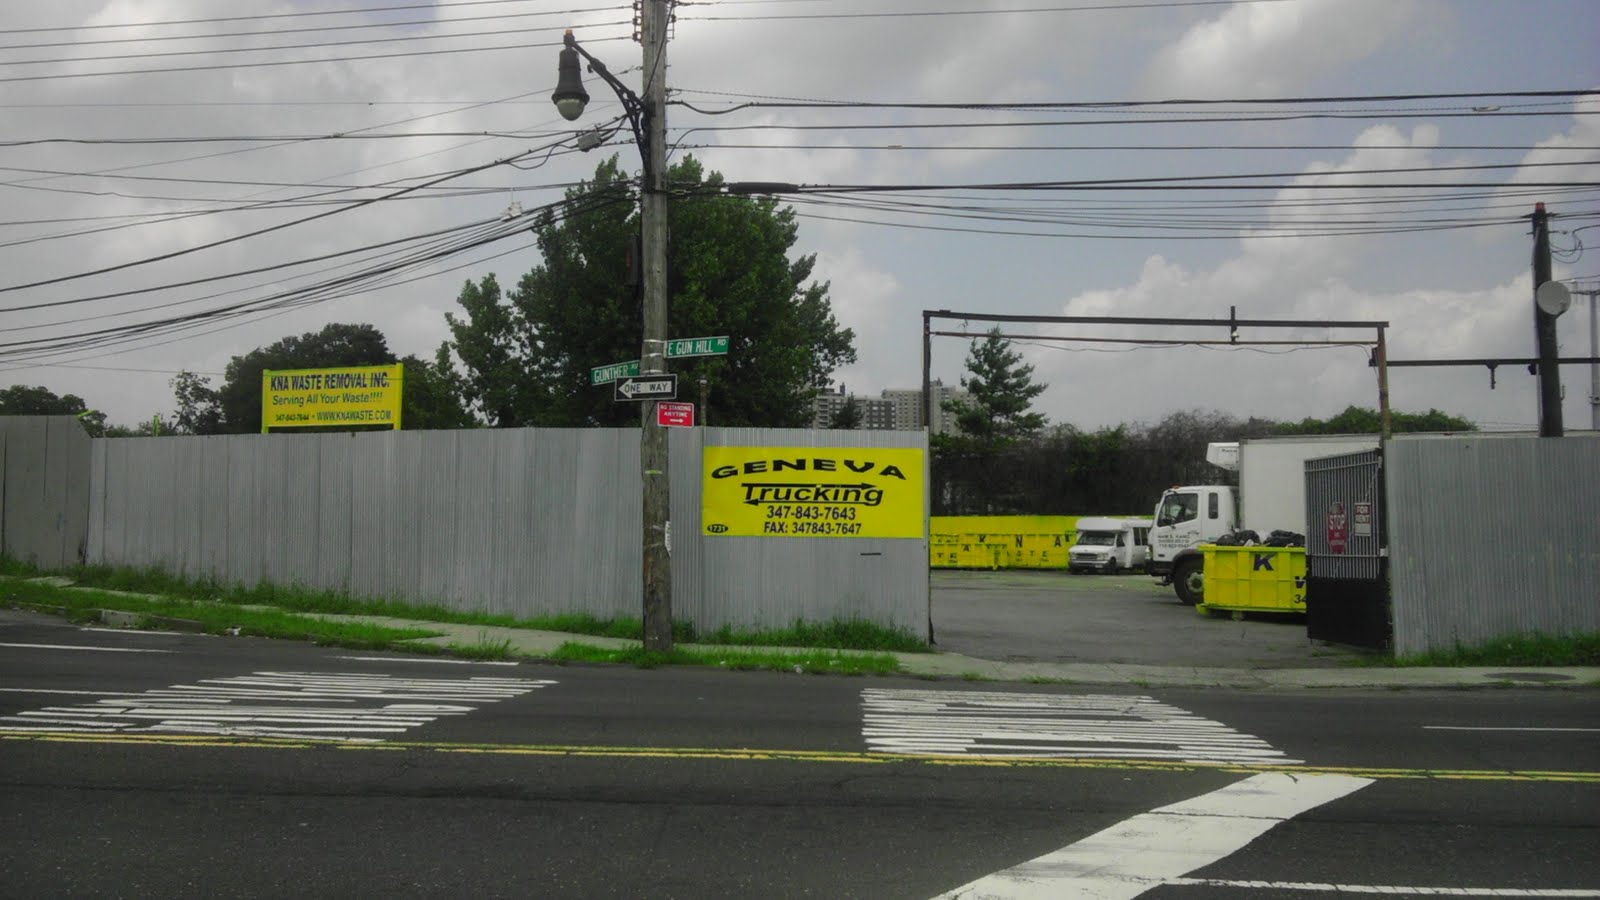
[1068,516,1154,574]
[1146,434,1379,604]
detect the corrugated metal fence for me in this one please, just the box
[0,416,91,569]
[1386,433,1600,655]
[83,426,929,638]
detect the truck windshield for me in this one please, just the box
[1157,492,1198,526]
[1077,533,1116,546]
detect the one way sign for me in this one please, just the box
[614,374,678,402]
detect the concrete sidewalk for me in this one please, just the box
[291,611,1600,690]
[13,576,1597,690]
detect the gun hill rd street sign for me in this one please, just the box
[590,336,730,385]
[615,374,678,402]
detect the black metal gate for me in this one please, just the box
[1303,448,1389,649]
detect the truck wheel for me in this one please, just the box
[1173,558,1204,606]
[1105,560,1119,575]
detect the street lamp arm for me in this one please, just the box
[563,31,650,177]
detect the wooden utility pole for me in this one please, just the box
[1531,202,1563,437]
[639,0,673,650]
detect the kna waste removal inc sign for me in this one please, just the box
[261,364,403,431]
[701,446,925,538]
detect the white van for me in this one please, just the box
[1068,517,1153,574]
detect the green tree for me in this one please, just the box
[170,371,224,435]
[1274,405,1476,435]
[945,328,1047,443]
[0,384,88,416]
[215,323,471,432]
[442,155,856,427]
[829,396,863,429]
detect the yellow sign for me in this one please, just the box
[702,446,925,539]
[261,364,403,432]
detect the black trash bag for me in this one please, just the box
[1213,529,1260,546]
[1261,529,1305,547]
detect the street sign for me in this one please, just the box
[615,373,678,402]
[666,335,729,359]
[657,401,695,427]
[590,360,641,386]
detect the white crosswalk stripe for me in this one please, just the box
[0,670,554,742]
[861,688,1301,765]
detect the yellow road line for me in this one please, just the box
[3,729,1597,783]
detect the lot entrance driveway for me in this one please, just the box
[930,570,1371,668]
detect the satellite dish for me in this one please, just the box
[1535,281,1571,316]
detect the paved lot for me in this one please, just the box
[930,569,1372,668]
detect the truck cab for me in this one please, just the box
[1146,485,1237,604]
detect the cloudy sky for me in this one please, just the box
[2,0,1597,432]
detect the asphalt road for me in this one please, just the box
[930,569,1367,668]
[3,610,1596,898]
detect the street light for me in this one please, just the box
[553,19,674,652]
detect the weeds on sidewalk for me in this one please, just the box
[1,578,439,649]
[2,557,926,653]
[549,642,901,675]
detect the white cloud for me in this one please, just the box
[1144,0,1428,96]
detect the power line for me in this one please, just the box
[0,21,629,68]
[0,5,627,51]
[0,0,552,34]
[669,88,1600,112]
[0,34,630,84]
[0,144,556,295]
[680,0,1295,21]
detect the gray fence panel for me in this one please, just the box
[275,437,322,588]
[346,432,391,601]
[87,438,106,566]
[226,438,265,586]
[76,425,929,635]
[1387,434,1600,655]
[0,417,89,569]
[50,418,91,568]
[1,417,48,566]
[522,429,639,618]
[315,436,353,592]
[450,429,499,611]
[196,436,232,581]
[412,430,459,605]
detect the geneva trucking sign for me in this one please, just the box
[261,364,403,432]
[701,446,925,539]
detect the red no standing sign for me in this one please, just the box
[657,401,695,427]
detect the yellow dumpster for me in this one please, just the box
[1197,545,1306,616]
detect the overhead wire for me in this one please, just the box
[0,33,632,84]
[0,187,637,363]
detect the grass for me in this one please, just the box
[447,634,517,661]
[1,577,441,649]
[548,642,902,675]
[691,619,929,653]
[1369,632,1600,668]
[8,558,921,652]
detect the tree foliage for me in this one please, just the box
[442,156,856,427]
[0,384,87,416]
[944,328,1046,444]
[829,396,863,429]
[1273,405,1475,435]
[931,406,1473,516]
[209,323,471,433]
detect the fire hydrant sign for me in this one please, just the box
[701,446,925,539]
